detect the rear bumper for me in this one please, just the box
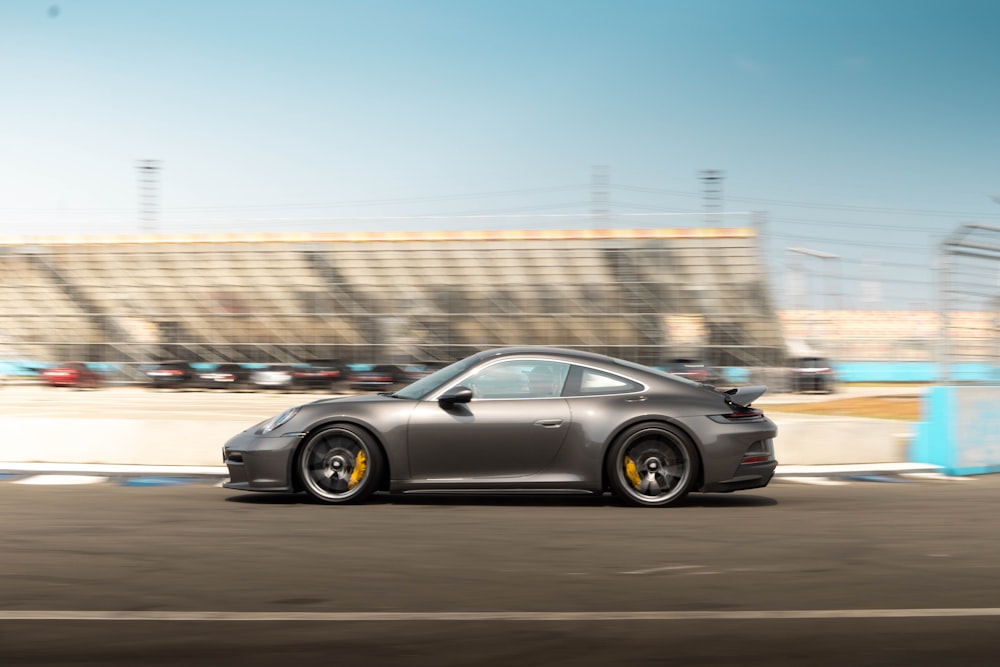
[701,460,778,493]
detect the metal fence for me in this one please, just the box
[938,224,1000,383]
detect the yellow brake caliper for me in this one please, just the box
[624,456,642,490]
[348,450,368,489]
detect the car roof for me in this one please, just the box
[474,346,666,377]
[475,346,625,363]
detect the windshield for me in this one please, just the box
[392,355,481,400]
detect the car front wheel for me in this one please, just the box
[606,423,698,507]
[297,425,383,504]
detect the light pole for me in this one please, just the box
[136,159,162,234]
[787,246,840,310]
[787,247,841,356]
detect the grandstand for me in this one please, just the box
[0,227,786,368]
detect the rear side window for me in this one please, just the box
[567,366,643,396]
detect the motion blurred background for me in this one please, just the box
[2,0,999,385]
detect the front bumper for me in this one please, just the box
[222,428,304,492]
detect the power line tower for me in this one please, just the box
[699,169,724,226]
[591,165,609,226]
[136,159,162,234]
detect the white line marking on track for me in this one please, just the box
[4,609,1000,621]
[14,475,109,485]
[776,476,849,486]
[621,565,702,575]
[902,473,976,482]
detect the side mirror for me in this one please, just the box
[438,386,474,407]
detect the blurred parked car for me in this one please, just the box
[655,358,722,385]
[41,362,103,389]
[291,360,344,391]
[143,360,198,389]
[195,363,253,390]
[403,361,450,383]
[788,356,837,393]
[348,364,409,392]
[250,364,296,391]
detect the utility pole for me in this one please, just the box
[699,169,724,226]
[590,165,609,226]
[136,159,162,234]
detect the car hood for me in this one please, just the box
[308,393,406,407]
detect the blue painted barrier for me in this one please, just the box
[910,385,1000,476]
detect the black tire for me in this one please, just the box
[606,423,699,507]
[297,425,383,504]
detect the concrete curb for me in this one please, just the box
[774,462,943,477]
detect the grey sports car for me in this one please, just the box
[222,347,778,507]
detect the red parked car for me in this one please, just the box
[41,362,103,389]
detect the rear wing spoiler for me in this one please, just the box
[723,385,767,408]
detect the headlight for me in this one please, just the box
[259,406,300,434]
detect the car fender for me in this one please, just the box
[599,414,706,485]
[293,403,417,489]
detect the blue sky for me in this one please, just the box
[2,0,1000,309]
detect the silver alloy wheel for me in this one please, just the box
[610,425,696,507]
[298,426,378,503]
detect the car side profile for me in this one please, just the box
[143,360,198,389]
[347,364,409,392]
[249,364,296,391]
[223,347,778,507]
[655,358,723,385]
[195,363,253,390]
[41,362,103,389]
[788,356,837,393]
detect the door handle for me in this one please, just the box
[533,419,564,428]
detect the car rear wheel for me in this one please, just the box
[297,425,383,504]
[607,423,698,507]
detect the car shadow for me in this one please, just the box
[224,491,778,508]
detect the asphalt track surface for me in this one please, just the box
[2,474,999,666]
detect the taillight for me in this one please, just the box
[708,407,765,423]
[150,369,182,376]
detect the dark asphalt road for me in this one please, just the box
[2,477,999,666]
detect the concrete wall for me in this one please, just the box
[0,417,256,467]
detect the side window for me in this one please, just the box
[570,366,644,396]
[465,360,570,399]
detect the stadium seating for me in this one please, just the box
[0,228,786,367]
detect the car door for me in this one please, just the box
[406,359,572,480]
